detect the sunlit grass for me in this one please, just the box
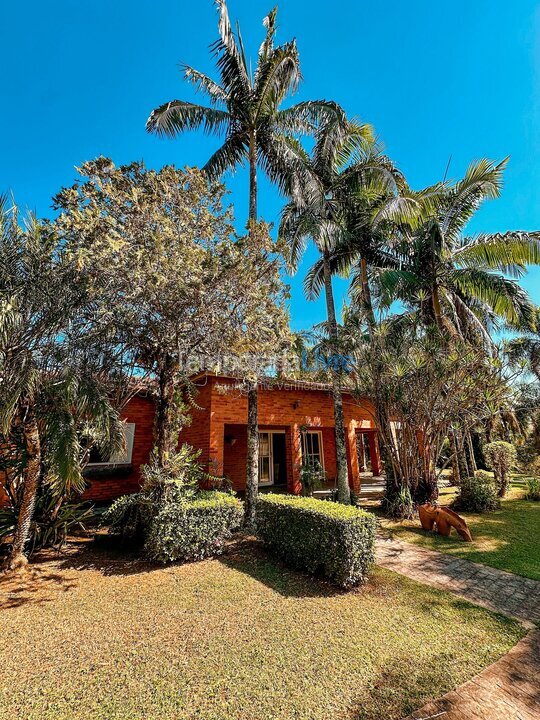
[380,478,540,580]
[0,540,523,720]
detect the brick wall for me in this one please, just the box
[82,393,155,503]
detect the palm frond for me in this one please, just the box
[146,101,229,138]
[202,133,248,180]
[449,267,535,328]
[455,231,540,274]
[182,66,227,106]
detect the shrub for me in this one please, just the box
[525,477,540,501]
[454,471,500,513]
[102,446,243,563]
[256,494,377,588]
[299,459,326,496]
[483,441,516,497]
[0,487,93,555]
[145,491,243,563]
[383,485,415,519]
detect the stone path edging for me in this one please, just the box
[374,536,540,719]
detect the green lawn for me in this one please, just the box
[380,480,540,581]
[0,539,523,720]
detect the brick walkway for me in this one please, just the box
[376,536,540,626]
[375,537,540,719]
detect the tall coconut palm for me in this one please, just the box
[278,117,397,503]
[0,198,123,571]
[376,159,540,344]
[147,0,341,523]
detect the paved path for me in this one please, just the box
[402,628,540,720]
[375,537,540,720]
[376,536,540,626]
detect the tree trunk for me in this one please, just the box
[449,430,461,485]
[244,380,259,527]
[323,254,350,504]
[155,355,177,467]
[432,284,444,331]
[4,407,41,572]
[359,257,376,330]
[244,132,260,526]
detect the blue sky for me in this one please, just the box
[2,0,540,330]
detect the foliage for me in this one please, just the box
[0,197,126,568]
[525,476,540,501]
[103,445,242,562]
[256,494,377,588]
[454,471,500,513]
[348,318,513,507]
[376,158,540,340]
[483,441,517,497]
[54,162,290,462]
[145,492,243,563]
[299,459,326,496]
[382,485,415,519]
[0,485,93,555]
[146,1,340,203]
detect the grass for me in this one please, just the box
[0,538,523,720]
[379,478,540,581]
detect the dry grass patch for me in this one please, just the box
[0,538,523,720]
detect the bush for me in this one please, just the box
[483,441,516,497]
[256,494,377,588]
[102,446,243,563]
[299,460,326,496]
[383,485,415,519]
[454,471,500,513]
[0,487,93,555]
[145,491,243,563]
[525,477,540,501]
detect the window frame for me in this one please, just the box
[86,422,136,467]
[300,429,325,470]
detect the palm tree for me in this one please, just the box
[504,309,540,381]
[0,198,123,571]
[147,0,341,524]
[278,117,398,503]
[376,159,540,344]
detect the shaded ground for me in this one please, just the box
[379,482,540,581]
[0,538,523,720]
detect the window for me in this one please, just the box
[258,432,272,485]
[87,423,135,466]
[301,430,324,469]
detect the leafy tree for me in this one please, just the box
[347,316,513,511]
[0,197,123,571]
[483,440,517,497]
[54,161,290,526]
[146,0,338,519]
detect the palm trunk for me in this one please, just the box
[432,284,444,331]
[155,354,178,467]
[4,406,41,571]
[323,254,350,504]
[244,132,260,526]
[360,257,376,330]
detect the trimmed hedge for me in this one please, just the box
[145,492,243,564]
[256,494,377,588]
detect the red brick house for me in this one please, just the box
[82,373,382,502]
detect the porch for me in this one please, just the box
[219,422,382,495]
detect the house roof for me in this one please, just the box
[190,371,360,397]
